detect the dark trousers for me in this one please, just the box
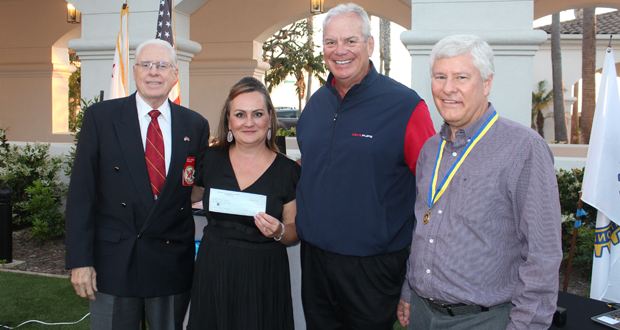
[89,291,191,330]
[301,241,409,330]
[407,289,513,330]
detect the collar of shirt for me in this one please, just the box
[136,92,171,125]
[326,60,377,99]
[439,103,496,149]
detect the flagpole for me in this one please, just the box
[563,194,584,292]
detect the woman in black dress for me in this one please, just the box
[187,77,300,330]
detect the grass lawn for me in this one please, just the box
[0,269,407,329]
[0,271,89,329]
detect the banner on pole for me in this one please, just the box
[583,47,620,302]
[110,4,129,100]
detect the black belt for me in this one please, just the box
[425,298,489,316]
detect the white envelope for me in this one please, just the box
[209,188,267,217]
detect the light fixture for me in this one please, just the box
[67,4,81,24]
[310,0,324,14]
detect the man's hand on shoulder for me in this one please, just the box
[71,266,98,301]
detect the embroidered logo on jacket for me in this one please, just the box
[352,133,373,139]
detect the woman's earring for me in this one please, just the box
[267,128,272,141]
[227,130,234,143]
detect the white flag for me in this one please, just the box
[109,4,129,99]
[583,48,620,302]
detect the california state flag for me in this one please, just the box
[110,4,129,99]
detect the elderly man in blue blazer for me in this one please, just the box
[65,39,209,330]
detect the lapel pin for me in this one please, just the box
[184,136,190,141]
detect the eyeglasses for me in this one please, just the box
[135,61,175,71]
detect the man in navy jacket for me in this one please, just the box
[295,3,435,329]
[65,39,209,330]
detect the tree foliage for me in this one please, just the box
[68,51,81,132]
[262,19,327,113]
[532,80,553,138]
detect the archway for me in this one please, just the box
[0,0,81,142]
[188,0,412,132]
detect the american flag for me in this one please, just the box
[156,0,181,104]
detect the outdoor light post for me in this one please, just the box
[67,3,81,24]
[310,0,323,14]
[0,186,13,263]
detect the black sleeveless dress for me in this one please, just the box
[187,146,300,330]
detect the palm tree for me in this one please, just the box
[532,80,553,138]
[581,8,597,144]
[379,18,391,76]
[571,82,581,143]
[305,17,315,105]
[263,19,327,114]
[551,13,568,142]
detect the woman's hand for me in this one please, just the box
[254,200,298,245]
[255,212,283,239]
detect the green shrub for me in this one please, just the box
[24,180,65,244]
[556,167,597,279]
[561,213,595,279]
[0,128,65,228]
[277,127,296,137]
[556,167,596,221]
[65,96,98,178]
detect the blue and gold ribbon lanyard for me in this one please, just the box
[423,111,499,225]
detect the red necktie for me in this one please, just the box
[145,110,166,200]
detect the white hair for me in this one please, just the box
[429,35,494,81]
[135,39,177,65]
[323,3,371,41]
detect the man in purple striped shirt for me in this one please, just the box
[397,35,562,329]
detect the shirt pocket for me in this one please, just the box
[452,172,500,224]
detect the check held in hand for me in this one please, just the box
[209,188,267,217]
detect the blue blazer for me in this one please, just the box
[65,93,209,298]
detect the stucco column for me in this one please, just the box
[189,58,270,134]
[67,0,201,107]
[401,0,547,131]
[564,95,577,141]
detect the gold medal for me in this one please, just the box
[423,210,431,225]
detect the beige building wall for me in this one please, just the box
[0,0,79,143]
[1,0,620,143]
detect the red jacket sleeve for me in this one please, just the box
[404,100,436,174]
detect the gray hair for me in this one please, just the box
[429,35,494,81]
[135,39,177,65]
[323,3,371,41]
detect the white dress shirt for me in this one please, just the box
[136,93,172,174]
